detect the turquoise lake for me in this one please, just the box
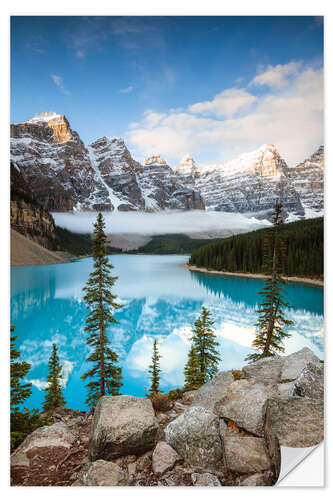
[11,254,324,411]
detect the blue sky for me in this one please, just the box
[11,16,323,165]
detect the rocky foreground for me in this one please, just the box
[11,347,324,487]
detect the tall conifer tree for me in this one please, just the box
[148,339,161,395]
[81,212,123,407]
[184,344,201,389]
[189,306,221,386]
[10,325,32,410]
[246,202,294,362]
[43,343,66,411]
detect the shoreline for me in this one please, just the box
[185,264,323,287]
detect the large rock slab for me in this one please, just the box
[242,356,283,385]
[264,396,324,478]
[11,422,78,467]
[214,379,277,436]
[152,441,181,475]
[223,436,271,473]
[165,406,223,469]
[291,362,324,400]
[280,347,321,382]
[73,460,128,486]
[89,396,158,461]
[191,370,234,410]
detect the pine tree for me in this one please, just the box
[246,202,294,363]
[184,344,201,389]
[10,325,32,410]
[148,339,161,395]
[190,306,222,385]
[43,343,66,411]
[81,212,123,408]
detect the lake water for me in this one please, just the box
[11,254,324,411]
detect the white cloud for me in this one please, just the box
[120,85,134,94]
[250,61,302,88]
[189,88,257,118]
[76,50,85,58]
[50,74,71,95]
[126,62,323,165]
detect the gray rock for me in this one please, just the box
[174,402,188,411]
[238,471,274,486]
[264,396,324,478]
[223,436,272,473]
[152,441,181,475]
[88,396,158,461]
[191,371,234,410]
[192,472,221,486]
[280,347,321,382]
[292,362,324,400]
[73,460,128,486]
[277,382,295,396]
[242,356,283,385]
[182,391,196,404]
[214,379,277,436]
[11,422,78,467]
[165,406,223,469]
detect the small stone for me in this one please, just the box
[73,459,128,486]
[192,472,221,486]
[152,441,181,475]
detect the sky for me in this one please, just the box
[11,16,323,165]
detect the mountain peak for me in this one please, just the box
[27,111,64,124]
[143,155,168,166]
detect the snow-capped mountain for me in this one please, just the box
[10,112,323,218]
[173,144,324,218]
[10,113,204,212]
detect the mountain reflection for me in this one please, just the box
[11,255,324,410]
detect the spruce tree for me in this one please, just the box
[189,306,221,385]
[81,212,123,407]
[43,343,66,411]
[184,344,201,389]
[148,339,161,395]
[10,325,32,410]
[246,202,294,363]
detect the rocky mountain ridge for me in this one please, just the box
[10,112,323,218]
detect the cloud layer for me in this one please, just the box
[127,61,323,165]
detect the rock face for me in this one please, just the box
[222,436,271,473]
[214,379,276,436]
[88,396,159,461]
[152,441,181,475]
[73,460,128,486]
[11,422,78,467]
[165,406,223,469]
[11,112,204,212]
[10,162,58,250]
[191,370,234,410]
[264,396,324,477]
[173,143,324,218]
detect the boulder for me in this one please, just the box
[152,441,181,475]
[182,391,196,404]
[88,396,158,461]
[191,371,234,410]
[238,471,274,486]
[11,422,78,467]
[280,347,321,382]
[277,382,294,396]
[214,379,277,436]
[291,362,324,400]
[73,460,128,486]
[242,356,283,385]
[264,396,324,477]
[222,436,271,473]
[192,472,221,486]
[165,406,223,469]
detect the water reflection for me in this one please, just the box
[11,255,324,410]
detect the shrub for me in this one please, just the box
[149,393,172,413]
[231,369,243,381]
[167,388,186,400]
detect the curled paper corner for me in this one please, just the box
[276,441,324,486]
